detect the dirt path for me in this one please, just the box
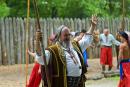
[86,57,119,87]
[0,57,119,87]
[0,64,32,87]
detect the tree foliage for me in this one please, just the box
[0,1,9,17]
[0,0,130,18]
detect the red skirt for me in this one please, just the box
[100,47,112,66]
[27,62,41,87]
[118,62,130,87]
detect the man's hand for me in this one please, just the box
[35,31,42,55]
[27,49,36,57]
[91,14,98,27]
[36,31,42,41]
[38,67,41,74]
[87,15,98,34]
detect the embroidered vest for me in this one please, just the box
[47,40,86,87]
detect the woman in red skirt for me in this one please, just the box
[27,34,56,87]
[26,50,42,87]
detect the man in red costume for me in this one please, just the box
[98,28,120,73]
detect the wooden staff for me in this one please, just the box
[33,0,51,87]
[25,0,30,86]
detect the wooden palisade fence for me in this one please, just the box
[0,17,130,65]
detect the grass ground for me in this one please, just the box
[86,76,119,87]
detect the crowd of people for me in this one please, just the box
[26,15,130,87]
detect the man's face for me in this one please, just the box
[104,29,109,36]
[80,33,84,37]
[60,27,70,42]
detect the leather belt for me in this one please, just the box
[101,45,112,48]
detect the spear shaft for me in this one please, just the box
[33,0,51,87]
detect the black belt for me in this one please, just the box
[102,45,112,48]
[67,76,81,80]
[120,58,130,63]
[67,76,81,87]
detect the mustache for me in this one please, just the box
[61,40,70,48]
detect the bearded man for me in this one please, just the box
[29,15,97,87]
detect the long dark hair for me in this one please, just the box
[119,31,130,48]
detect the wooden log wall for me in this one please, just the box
[0,17,130,65]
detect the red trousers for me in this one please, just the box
[27,62,41,87]
[100,47,112,66]
[118,63,130,87]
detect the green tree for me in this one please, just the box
[0,1,9,17]
[6,0,34,17]
[1,0,130,18]
[83,0,122,17]
[57,0,86,18]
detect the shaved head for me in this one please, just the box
[103,29,109,36]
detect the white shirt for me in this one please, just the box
[35,34,93,76]
[99,34,120,46]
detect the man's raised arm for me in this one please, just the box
[79,15,98,52]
